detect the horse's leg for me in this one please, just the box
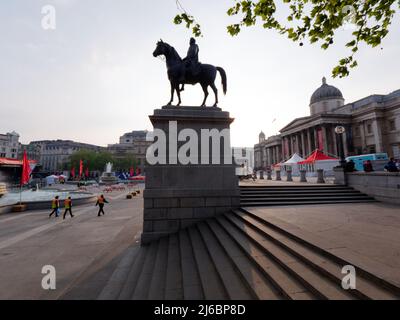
[167,82,174,105]
[175,83,182,106]
[211,83,218,106]
[200,84,209,107]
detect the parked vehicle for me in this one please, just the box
[345,153,388,171]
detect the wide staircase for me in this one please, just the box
[95,208,400,300]
[240,185,377,207]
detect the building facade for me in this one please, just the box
[107,130,152,172]
[30,140,105,172]
[0,131,20,159]
[255,78,400,169]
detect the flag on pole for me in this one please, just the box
[130,167,134,177]
[21,150,31,186]
[79,159,83,177]
[71,167,75,178]
[85,167,89,178]
[136,167,141,175]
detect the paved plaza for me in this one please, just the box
[0,180,399,299]
[0,187,143,299]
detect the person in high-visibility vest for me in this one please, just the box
[49,196,60,218]
[95,195,109,217]
[63,197,74,219]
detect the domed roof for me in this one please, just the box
[310,77,343,105]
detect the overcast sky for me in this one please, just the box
[1,0,399,147]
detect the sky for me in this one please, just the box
[1,0,399,148]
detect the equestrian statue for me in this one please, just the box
[153,38,227,107]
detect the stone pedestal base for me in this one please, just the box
[300,170,307,182]
[142,106,239,244]
[333,167,346,185]
[317,169,325,183]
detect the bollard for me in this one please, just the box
[259,171,264,180]
[275,170,281,181]
[286,170,293,182]
[300,170,307,182]
[266,170,272,180]
[317,169,325,183]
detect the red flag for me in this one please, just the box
[21,150,31,186]
[130,167,134,177]
[79,159,83,176]
[85,167,89,177]
[71,167,75,178]
[136,167,141,175]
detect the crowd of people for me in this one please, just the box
[345,158,400,173]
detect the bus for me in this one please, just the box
[345,153,388,171]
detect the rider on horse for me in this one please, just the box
[180,38,201,91]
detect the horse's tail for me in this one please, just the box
[216,67,227,95]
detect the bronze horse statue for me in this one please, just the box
[153,40,227,107]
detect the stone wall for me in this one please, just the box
[346,172,400,204]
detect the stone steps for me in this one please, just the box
[96,207,399,300]
[230,209,399,300]
[240,185,377,207]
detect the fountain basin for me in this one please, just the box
[0,189,97,214]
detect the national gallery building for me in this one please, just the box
[254,78,400,170]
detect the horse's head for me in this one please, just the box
[153,39,168,58]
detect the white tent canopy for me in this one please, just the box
[281,153,305,176]
[283,153,305,165]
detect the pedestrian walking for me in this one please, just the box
[63,197,74,219]
[49,196,60,218]
[96,194,109,217]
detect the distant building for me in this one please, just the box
[18,143,42,162]
[0,131,20,159]
[233,147,254,169]
[107,130,152,172]
[29,140,105,172]
[255,78,400,170]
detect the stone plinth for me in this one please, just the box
[142,106,240,244]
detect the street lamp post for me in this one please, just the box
[335,125,346,168]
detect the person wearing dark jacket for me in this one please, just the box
[96,195,109,217]
[384,158,399,172]
[363,160,374,172]
[345,160,356,172]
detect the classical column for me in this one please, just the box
[360,121,367,152]
[307,128,312,155]
[267,148,272,166]
[322,125,329,154]
[301,131,306,157]
[372,119,383,152]
[290,135,294,156]
[277,145,282,162]
[271,147,275,165]
[313,127,318,150]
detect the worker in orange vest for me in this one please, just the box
[49,196,60,218]
[63,197,74,219]
[95,194,109,217]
